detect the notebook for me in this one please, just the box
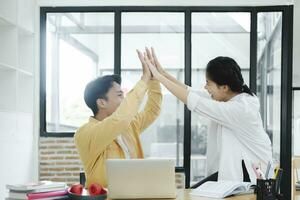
[190,181,255,198]
[5,196,68,200]
[6,181,66,192]
[8,189,68,200]
[296,169,300,191]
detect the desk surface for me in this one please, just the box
[175,190,255,200]
[106,190,254,200]
[112,190,300,200]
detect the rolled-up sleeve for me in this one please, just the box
[187,90,244,128]
[187,90,202,111]
[187,87,210,98]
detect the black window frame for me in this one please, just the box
[40,6,293,198]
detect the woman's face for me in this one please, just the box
[204,77,228,101]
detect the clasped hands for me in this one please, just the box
[136,47,165,83]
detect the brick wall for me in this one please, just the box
[39,137,83,186]
[39,137,185,188]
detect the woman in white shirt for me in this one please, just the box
[137,47,272,185]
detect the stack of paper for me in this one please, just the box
[296,180,300,191]
[190,181,254,198]
[296,169,300,191]
[6,181,68,200]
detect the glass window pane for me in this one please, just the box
[121,12,185,167]
[257,12,282,162]
[191,12,250,185]
[46,13,114,132]
[293,91,300,156]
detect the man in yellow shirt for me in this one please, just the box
[74,51,162,188]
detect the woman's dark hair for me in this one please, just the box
[206,56,253,96]
[84,74,121,115]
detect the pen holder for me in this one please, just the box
[256,179,277,200]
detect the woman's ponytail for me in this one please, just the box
[242,84,253,96]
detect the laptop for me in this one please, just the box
[106,159,176,199]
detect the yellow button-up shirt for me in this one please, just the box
[74,80,162,188]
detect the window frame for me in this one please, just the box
[40,6,293,197]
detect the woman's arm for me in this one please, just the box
[142,48,246,128]
[158,73,189,104]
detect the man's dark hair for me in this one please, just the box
[84,74,121,116]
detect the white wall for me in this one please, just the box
[0,0,39,199]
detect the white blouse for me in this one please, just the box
[187,87,272,183]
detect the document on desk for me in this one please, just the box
[190,181,254,199]
[297,169,300,191]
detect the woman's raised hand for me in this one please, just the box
[143,51,162,80]
[137,47,163,80]
[150,47,165,75]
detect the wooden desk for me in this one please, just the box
[106,190,255,200]
[107,190,299,200]
[175,190,255,200]
[295,191,300,200]
[184,190,300,200]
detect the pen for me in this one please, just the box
[273,166,280,179]
[275,169,283,193]
[265,161,271,179]
[252,163,266,179]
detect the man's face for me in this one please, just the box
[99,82,124,116]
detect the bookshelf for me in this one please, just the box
[0,0,36,198]
[0,0,35,113]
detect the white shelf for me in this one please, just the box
[0,26,18,67]
[0,1,36,199]
[0,111,17,138]
[0,68,17,111]
[18,26,35,36]
[16,112,33,139]
[0,62,33,77]
[0,0,17,26]
[0,62,17,71]
[17,72,34,113]
[0,15,16,27]
[17,0,34,34]
[18,32,34,73]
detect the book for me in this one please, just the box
[6,181,67,192]
[27,190,68,200]
[8,187,68,199]
[296,169,300,191]
[190,181,254,198]
[8,189,68,200]
[6,196,68,200]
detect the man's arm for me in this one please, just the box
[130,80,162,133]
[86,60,152,154]
[87,79,148,154]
